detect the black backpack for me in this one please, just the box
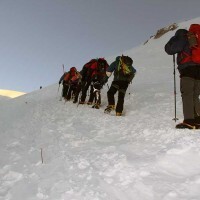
[97,59,107,74]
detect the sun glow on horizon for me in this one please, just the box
[0,90,26,98]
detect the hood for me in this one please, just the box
[175,29,188,37]
[115,56,121,62]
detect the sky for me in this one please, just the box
[0,0,200,92]
[1,17,200,200]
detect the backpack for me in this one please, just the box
[187,24,200,63]
[82,59,97,80]
[97,58,107,74]
[70,72,81,84]
[63,72,70,81]
[117,55,133,76]
[89,58,107,81]
[63,70,77,82]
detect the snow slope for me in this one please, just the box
[0,17,200,200]
[0,96,10,101]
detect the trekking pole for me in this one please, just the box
[58,84,63,101]
[107,83,110,90]
[62,64,65,73]
[172,54,179,122]
[128,83,131,95]
[57,84,62,101]
[57,84,60,95]
[59,86,63,101]
[77,91,82,107]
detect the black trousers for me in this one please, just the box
[107,81,129,113]
[80,81,91,102]
[73,83,82,102]
[63,83,79,100]
[62,84,70,98]
[88,82,102,104]
[66,84,77,100]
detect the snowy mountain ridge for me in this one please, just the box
[0,17,200,200]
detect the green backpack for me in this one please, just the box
[117,55,133,76]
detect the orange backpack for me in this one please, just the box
[63,72,70,81]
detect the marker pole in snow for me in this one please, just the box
[58,64,65,101]
[173,54,178,122]
[41,148,44,164]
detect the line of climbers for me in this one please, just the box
[58,23,200,128]
[58,55,137,116]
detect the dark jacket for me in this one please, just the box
[165,29,198,71]
[59,72,68,84]
[107,56,136,82]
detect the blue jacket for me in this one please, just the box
[107,56,136,82]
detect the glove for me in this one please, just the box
[81,80,86,85]
[102,76,109,85]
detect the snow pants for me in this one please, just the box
[73,83,82,103]
[62,84,70,99]
[88,81,102,104]
[66,84,77,100]
[180,77,200,120]
[80,81,91,103]
[107,81,129,113]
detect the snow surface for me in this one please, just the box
[1,17,200,200]
[0,96,10,101]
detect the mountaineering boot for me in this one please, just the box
[87,101,93,105]
[116,112,122,116]
[176,119,200,129]
[73,99,77,103]
[195,116,200,123]
[104,105,115,114]
[79,101,85,105]
[176,123,197,129]
[92,103,100,109]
